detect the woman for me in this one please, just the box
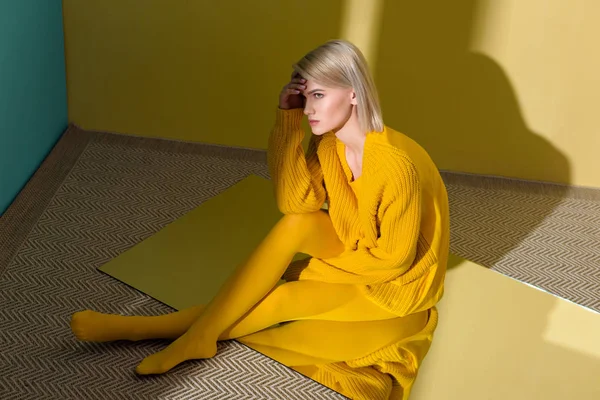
[71,40,450,400]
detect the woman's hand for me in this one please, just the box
[279,72,307,110]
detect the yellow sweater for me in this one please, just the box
[268,108,450,317]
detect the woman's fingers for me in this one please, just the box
[290,76,307,85]
[286,82,306,92]
[279,73,307,108]
[280,72,307,109]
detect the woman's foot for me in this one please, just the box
[135,331,218,375]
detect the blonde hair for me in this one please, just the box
[293,39,384,133]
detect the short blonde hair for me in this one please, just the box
[293,39,384,133]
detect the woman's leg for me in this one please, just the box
[236,310,429,367]
[71,279,396,342]
[220,280,398,340]
[71,211,344,372]
[133,210,345,374]
[71,211,343,344]
[70,306,206,343]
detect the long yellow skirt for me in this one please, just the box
[238,302,438,400]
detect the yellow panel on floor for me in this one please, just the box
[99,175,301,310]
[410,254,600,400]
[100,175,600,398]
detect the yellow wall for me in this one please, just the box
[374,0,600,187]
[63,0,343,149]
[64,0,599,187]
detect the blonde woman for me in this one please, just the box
[71,40,450,400]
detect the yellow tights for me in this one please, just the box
[70,211,400,375]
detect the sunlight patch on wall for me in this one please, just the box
[340,0,385,72]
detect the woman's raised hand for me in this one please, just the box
[279,72,307,110]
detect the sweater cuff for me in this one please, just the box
[275,107,304,130]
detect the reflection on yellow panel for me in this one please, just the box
[411,255,600,400]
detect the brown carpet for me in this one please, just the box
[1,124,599,399]
[0,126,346,399]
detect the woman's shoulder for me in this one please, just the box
[369,126,427,157]
[367,127,418,168]
[366,126,440,188]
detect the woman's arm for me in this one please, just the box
[290,156,422,283]
[327,160,420,275]
[267,108,326,214]
[290,156,446,317]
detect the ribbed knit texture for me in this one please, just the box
[315,308,439,400]
[292,308,439,400]
[268,108,450,317]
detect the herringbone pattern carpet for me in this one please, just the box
[1,125,599,399]
[444,174,600,311]
[0,127,346,400]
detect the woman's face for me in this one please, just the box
[302,79,357,135]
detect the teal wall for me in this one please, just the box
[0,0,68,214]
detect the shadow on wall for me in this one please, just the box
[371,1,571,269]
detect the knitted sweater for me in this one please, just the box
[268,108,450,317]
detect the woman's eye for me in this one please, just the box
[314,93,324,99]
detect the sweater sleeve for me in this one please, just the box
[300,157,422,284]
[267,108,326,214]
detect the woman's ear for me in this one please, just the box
[350,90,358,106]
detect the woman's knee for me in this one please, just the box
[277,211,330,231]
[276,211,343,257]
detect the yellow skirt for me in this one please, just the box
[238,306,438,400]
